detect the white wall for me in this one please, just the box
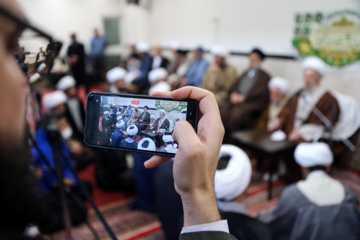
[17,0,123,56]
[15,0,360,103]
[145,0,360,53]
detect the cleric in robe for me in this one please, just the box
[136,105,150,131]
[268,57,340,142]
[220,48,271,138]
[258,142,360,239]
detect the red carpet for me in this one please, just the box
[77,163,133,208]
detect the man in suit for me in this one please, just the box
[67,33,86,86]
[151,45,169,69]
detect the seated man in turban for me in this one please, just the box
[120,125,139,149]
[258,142,360,239]
[136,105,151,131]
[257,76,290,131]
[221,48,271,140]
[112,120,125,147]
[151,110,170,148]
[268,57,340,142]
[201,46,237,108]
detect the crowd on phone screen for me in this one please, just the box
[20,25,360,239]
[100,103,179,154]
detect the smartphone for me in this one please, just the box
[84,92,199,156]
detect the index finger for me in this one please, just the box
[173,87,224,140]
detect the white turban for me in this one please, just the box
[162,135,174,143]
[294,142,333,168]
[149,68,168,83]
[104,111,110,115]
[138,138,156,151]
[268,77,289,94]
[126,125,138,136]
[302,57,326,76]
[116,112,121,116]
[159,109,166,115]
[214,144,252,201]
[150,115,155,119]
[116,120,125,129]
[106,67,127,84]
[117,115,123,121]
[29,73,41,84]
[42,90,67,110]
[169,41,181,50]
[211,46,227,57]
[37,63,47,72]
[56,75,76,91]
[136,42,151,53]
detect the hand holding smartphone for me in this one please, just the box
[84,92,199,157]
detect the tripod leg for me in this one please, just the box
[85,219,100,240]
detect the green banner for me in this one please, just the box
[293,10,360,67]
[155,100,187,113]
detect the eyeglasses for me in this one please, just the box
[0,4,63,75]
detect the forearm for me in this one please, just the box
[181,190,221,227]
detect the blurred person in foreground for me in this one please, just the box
[258,142,360,239]
[215,145,272,240]
[0,1,236,239]
[0,2,52,238]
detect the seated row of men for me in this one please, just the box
[109,123,178,154]
[101,105,179,152]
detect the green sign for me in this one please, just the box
[293,10,360,67]
[155,100,187,113]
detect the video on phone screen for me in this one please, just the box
[97,96,188,154]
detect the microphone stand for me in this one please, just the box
[30,131,118,240]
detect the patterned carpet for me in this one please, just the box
[51,167,360,240]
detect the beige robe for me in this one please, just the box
[201,63,237,107]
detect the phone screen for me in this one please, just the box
[85,92,198,156]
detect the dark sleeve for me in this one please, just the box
[144,112,150,124]
[151,119,159,131]
[229,72,246,94]
[161,57,170,69]
[244,71,270,103]
[67,46,72,57]
[180,231,237,240]
[163,119,170,130]
[311,92,340,128]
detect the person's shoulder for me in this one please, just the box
[281,183,302,198]
[323,91,338,100]
[226,64,237,72]
[180,231,237,240]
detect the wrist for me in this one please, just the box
[180,188,221,227]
